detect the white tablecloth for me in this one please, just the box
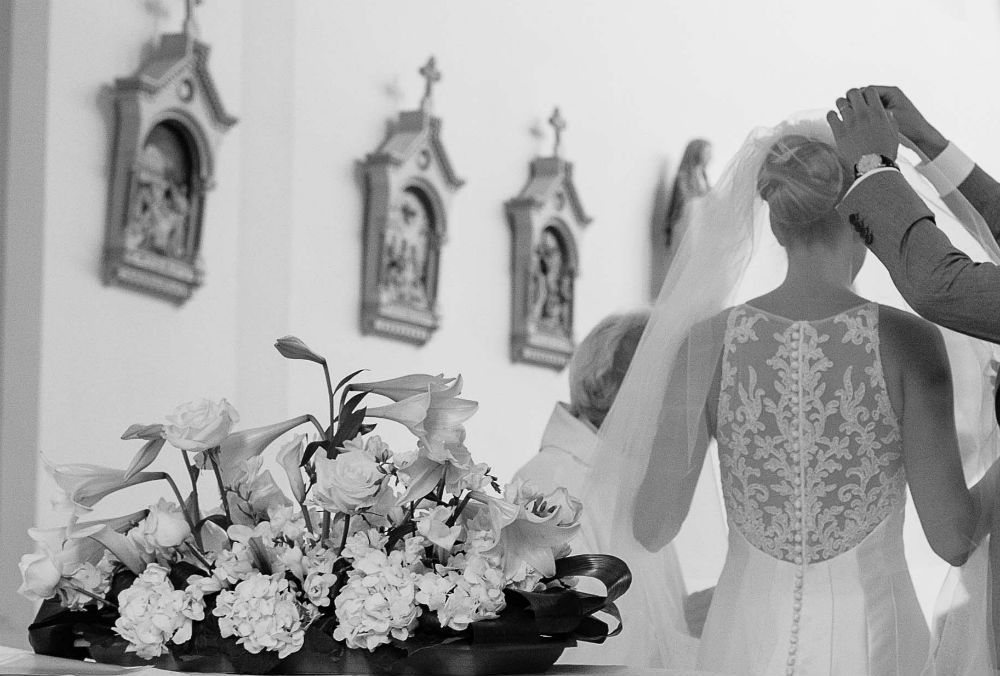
[0,647,717,676]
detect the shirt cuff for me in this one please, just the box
[917,142,975,196]
[842,166,901,199]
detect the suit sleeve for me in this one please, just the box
[958,165,1000,243]
[837,170,1000,344]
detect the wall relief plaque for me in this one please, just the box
[506,108,592,370]
[359,57,465,344]
[103,3,237,303]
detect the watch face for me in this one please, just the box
[857,154,883,174]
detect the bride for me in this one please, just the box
[585,118,1000,675]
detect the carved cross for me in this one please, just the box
[183,0,203,39]
[419,57,441,112]
[549,107,566,158]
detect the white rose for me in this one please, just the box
[130,499,191,554]
[164,399,239,452]
[303,571,336,607]
[17,552,62,601]
[312,446,385,514]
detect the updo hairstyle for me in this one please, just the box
[756,135,848,243]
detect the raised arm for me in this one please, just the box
[828,86,1000,344]
[882,308,996,566]
[874,85,1000,242]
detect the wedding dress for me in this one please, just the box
[583,116,1000,676]
[697,302,928,675]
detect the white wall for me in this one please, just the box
[3,0,1000,645]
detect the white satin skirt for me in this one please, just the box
[697,509,929,676]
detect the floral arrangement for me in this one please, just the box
[20,337,629,675]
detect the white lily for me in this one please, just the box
[44,457,167,513]
[364,391,431,438]
[196,414,311,487]
[349,374,455,402]
[483,480,582,579]
[276,434,307,503]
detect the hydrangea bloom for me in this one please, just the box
[332,548,422,651]
[60,554,116,610]
[432,553,506,631]
[213,573,304,658]
[114,563,205,659]
[340,528,389,562]
[213,542,256,585]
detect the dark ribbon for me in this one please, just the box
[469,553,632,645]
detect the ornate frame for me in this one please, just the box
[506,109,592,370]
[359,58,464,344]
[103,18,236,304]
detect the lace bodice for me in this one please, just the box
[715,303,906,564]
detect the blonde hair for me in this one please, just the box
[756,134,847,242]
[568,310,650,429]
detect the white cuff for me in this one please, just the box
[842,166,900,199]
[917,142,975,196]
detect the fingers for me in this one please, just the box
[826,110,846,140]
[835,97,854,123]
[863,86,888,114]
[861,86,880,106]
[846,87,866,110]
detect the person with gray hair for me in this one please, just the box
[514,310,650,510]
[514,309,690,665]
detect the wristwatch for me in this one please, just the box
[854,153,899,179]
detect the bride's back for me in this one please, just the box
[711,302,907,565]
[691,134,973,675]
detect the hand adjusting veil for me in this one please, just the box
[582,115,1000,672]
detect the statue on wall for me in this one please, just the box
[506,108,592,370]
[529,226,573,338]
[664,138,712,248]
[360,57,464,345]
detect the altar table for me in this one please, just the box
[0,647,719,676]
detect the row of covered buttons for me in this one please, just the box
[787,321,806,676]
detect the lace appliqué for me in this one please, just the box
[716,305,906,564]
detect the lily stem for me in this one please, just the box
[306,414,326,438]
[206,449,234,524]
[322,360,336,440]
[66,583,117,610]
[337,514,351,556]
[299,502,314,534]
[163,474,202,550]
[186,543,212,570]
[321,510,331,542]
[180,449,203,550]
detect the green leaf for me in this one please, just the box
[333,368,368,398]
[300,439,330,467]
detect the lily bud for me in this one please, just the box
[120,423,165,441]
[274,336,326,364]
